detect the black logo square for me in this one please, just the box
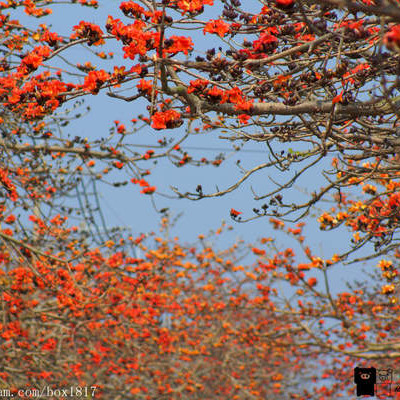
[354,367,376,397]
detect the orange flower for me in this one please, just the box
[113,161,124,169]
[120,1,145,17]
[384,25,400,52]
[203,20,230,37]
[253,33,278,54]
[83,70,110,94]
[176,0,213,14]
[20,46,51,72]
[308,277,317,287]
[141,186,156,194]
[230,208,242,217]
[5,215,16,224]
[136,79,153,95]
[187,79,209,94]
[164,35,193,55]
[276,0,295,7]
[71,21,105,46]
[252,247,266,256]
[151,110,182,130]
[332,90,344,105]
[238,114,250,124]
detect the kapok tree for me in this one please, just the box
[3,0,400,261]
[0,111,399,396]
[1,0,400,398]
[1,213,399,399]
[0,213,318,399]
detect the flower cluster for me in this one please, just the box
[20,46,51,72]
[120,1,145,18]
[131,178,156,194]
[203,19,230,37]
[163,35,193,56]
[252,32,278,54]
[0,168,18,202]
[136,79,153,96]
[187,79,209,94]
[384,25,400,53]
[106,16,160,60]
[40,30,64,48]
[71,21,105,46]
[83,70,110,94]
[151,110,182,130]
[173,0,214,15]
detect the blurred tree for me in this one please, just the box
[1,0,400,398]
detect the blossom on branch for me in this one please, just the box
[203,20,230,37]
[151,110,182,130]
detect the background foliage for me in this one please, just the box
[1,0,400,398]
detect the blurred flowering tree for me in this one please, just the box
[2,0,400,398]
[1,213,400,398]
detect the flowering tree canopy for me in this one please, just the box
[1,0,400,398]
[2,0,400,261]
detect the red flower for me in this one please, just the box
[252,247,266,256]
[138,179,149,187]
[226,87,254,111]
[238,114,251,124]
[39,371,53,379]
[276,0,295,7]
[141,186,156,194]
[21,53,43,71]
[41,338,57,351]
[230,208,242,217]
[136,79,153,95]
[41,31,63,47]
[143,150,154,159]
[253,33,278,54]
[151,110,182,130]
[71,21,105,46]
[308,277,317,287]
[176,0,214,14]
[206,86,227,103]
[332,90,344,105]
[384,25,400,53]
[117,124,126,134]
[83,70,110,94]
[120,1,145,17]
[20,46,51,72]
[187,79,209,94]
[106,17,160,60]
[113,161,124,169]
[203,20,230,37]
[5,215,16,224]
[343,63,370,85]
[0,168,18,202]
[163,35,193,55]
